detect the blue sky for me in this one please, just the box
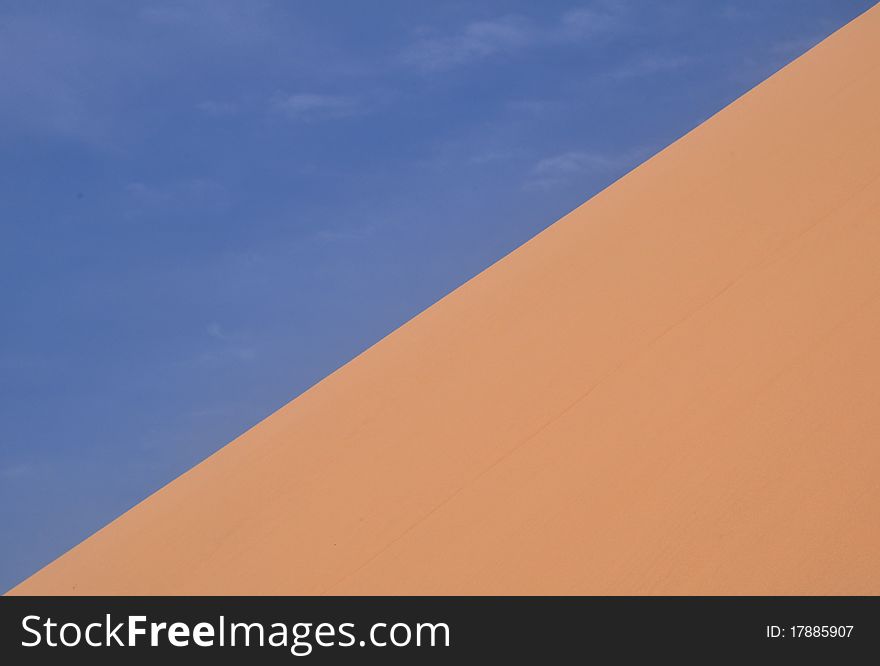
[0,0,874,592]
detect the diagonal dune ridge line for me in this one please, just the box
[10,2,880,595]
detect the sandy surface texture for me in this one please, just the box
[10,4,880,595]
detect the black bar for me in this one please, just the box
[1,596,876,662]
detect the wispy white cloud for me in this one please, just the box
[560,5,623,39]
[402,4,629,72]
[124,178,229,222]
[609,54,691,80]
[206,322,227,340]
[197,99,239,117]
[0,1,317,145]
[402,15,534,71]
[184,340,257,368]
[199,90,383,123]
[0,13,111,144]
[730,29,828,86]
[468,150,516,165]
[525,149,645,190]
[125,178,225,205]
[271,93,361,121]
[770,35,823,56]
[313,221,378,244]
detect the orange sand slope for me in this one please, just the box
[12,4,880,595]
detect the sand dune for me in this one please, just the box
[10,3,880,595]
